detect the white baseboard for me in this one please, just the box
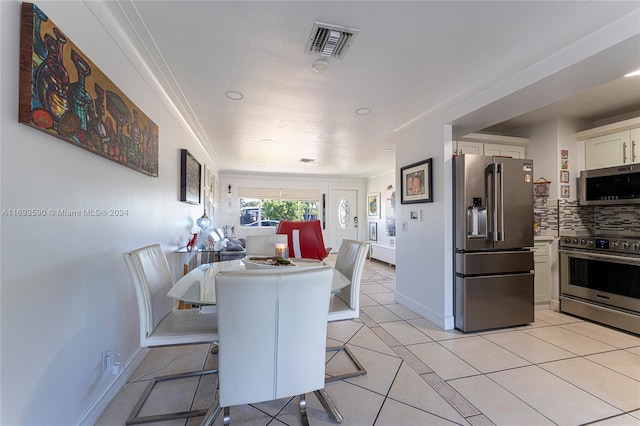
[394,292,454,330]
[75,347,149,426]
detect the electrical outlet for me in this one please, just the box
[102,351,114,373]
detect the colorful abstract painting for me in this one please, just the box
[19,2,159,177]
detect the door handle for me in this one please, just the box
[623,142,628,163]
[497,163,505,241]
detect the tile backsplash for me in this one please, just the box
[557,199,640,236]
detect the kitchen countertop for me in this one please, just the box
[534,235,555,241]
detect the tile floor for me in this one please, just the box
[98,258,640,426]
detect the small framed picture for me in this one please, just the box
[561,150,569,159]
[409,209,422,221]
[561,184,570,198]
[560,171,569,183]
[367,192,381,218]
[561,159,569,170]
[401,158,433,204]
[368,222,378,241]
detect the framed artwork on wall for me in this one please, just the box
[180,149,201,204]
[368,222,377,241]
[367,192,380,218]
[401,158,433,204]
[18,3,159,177]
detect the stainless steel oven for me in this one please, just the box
[560,236,640,335]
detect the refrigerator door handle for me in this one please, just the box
[497,163,505,241]
[486,163,498,242]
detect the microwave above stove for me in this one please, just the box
[578,164,640,205]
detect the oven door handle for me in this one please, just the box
[560,249,640,265]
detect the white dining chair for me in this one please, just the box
[200,266,344,426]
[326,239,369,382]
[123,244,218,425]
[245,234,287,256]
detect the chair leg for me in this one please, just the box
[223,406,231,425]
[199,400,221,426]
[314,389,344,423]
[299,394,310,426]
[126,368,218,425]
[325,345,367,383]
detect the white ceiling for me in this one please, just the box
[94,1,640,177]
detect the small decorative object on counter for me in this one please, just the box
[275,243,289,259]
[186,233,198,252]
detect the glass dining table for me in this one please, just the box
[167,258,351,305]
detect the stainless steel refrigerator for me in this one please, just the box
[453,154,535,332]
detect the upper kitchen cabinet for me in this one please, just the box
[577,117,640,170]
[454,133,528,158]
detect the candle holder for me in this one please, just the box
[275,243,289,259]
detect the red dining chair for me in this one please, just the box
[276,220,331,260]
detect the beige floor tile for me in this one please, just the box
[383,303,421,320]
[438,336,530,373]
[488,365,622,425]
[360,305,402,323]
[534,310,583,325]
[523,325,617,356]
[515,317,553,329]
[348,324,398,356]
[343,345,403,395]
[361,283,394,294]
[407,318,468,341]
[587,349,640,380]
[208,403,277,426]
[327,320,363,343]
[368,291,396,305]
[358,293,378,307]
[541,357,640,412]
[560,321,640,348]
[406,341,479,380]
[128,344,211,382]
[484,330,575,364]
[379,321,432,346]
[387,364,467,424]
[631,409,640,420]
[277,381,384,426]
[588,413,640,425]
[449,374,555,425]
[628,346,640,356]
[96,381,151,426]
[375,397,462,425]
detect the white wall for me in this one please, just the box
[0,2,218,424]
[394,116,454,328]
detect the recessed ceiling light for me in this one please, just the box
[225,90,244,100]
[312,58,329,73]
[624,69,640,77]
[355,107,371,115]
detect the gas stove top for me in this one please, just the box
[560,235,640,255]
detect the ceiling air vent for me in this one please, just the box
[305,22,359,59]
[300,158,316,163]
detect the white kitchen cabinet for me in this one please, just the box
[455,141,484,155]
[454,133,528,157]
[484,143,526,158]
[368,241,396,266]
[584,129,639,169]
[533,241,551,304]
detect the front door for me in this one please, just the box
[329,189,358,252]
